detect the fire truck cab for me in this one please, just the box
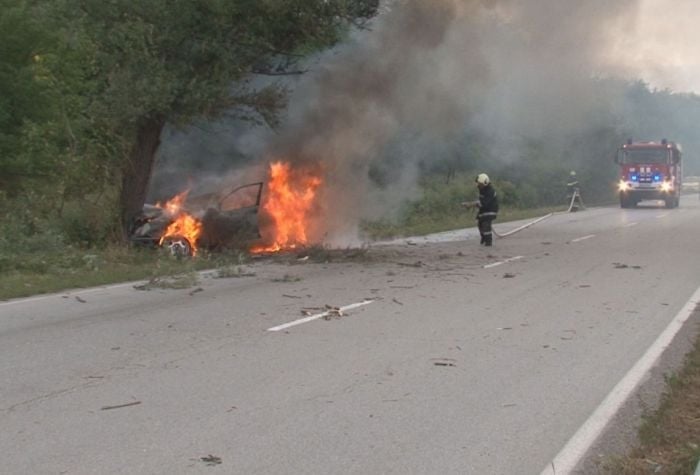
[616,139,682,209]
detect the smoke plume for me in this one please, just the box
[267,0,642,244]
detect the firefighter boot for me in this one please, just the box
[484,237,493,247]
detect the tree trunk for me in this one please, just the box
[119,117,165,240]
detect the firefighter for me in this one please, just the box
[566,170,583,211]
[463,173,499,246]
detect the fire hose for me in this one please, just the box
[492,191,583,239]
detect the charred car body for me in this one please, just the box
[129,182,263,256]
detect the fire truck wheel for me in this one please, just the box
[162,236,194,257]
[664,197,675,209]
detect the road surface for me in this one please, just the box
[2,199,700,474]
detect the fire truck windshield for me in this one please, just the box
[621,148,669,164]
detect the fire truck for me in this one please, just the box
[616,139,682,209]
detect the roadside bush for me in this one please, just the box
[59,201,116,248]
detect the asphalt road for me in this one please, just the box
[3,198,700,475]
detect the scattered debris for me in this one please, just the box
[134,273,200,290]
[322,305,344,320]
[432,358,457,367]
[272,274,302,283]
[199,455,222,466]
[189,287,204,296]
[282,294,302,299]
[134,277,159,290]
[613,262,643,270]
[100,401,141,411]
[503,273,516,278]
[502,403,518,408]
[396,261,424,268]
[541,242,552,245]
[579,284,591,288]
[297,256,310,261]
[75,296,87,303]
[392,298,404,306]
[301,307,325,315]
[215,266,256,279]
[497,327,513,331]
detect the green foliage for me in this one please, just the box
[1,0,377,245]
[0,0,57,192]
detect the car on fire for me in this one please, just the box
[129,182,263,256]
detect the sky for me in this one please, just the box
[614,0,700,93]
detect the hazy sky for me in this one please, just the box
[613,0,700,92]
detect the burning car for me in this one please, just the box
[129,182,263,256]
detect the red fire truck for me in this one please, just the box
[616,139,682,209]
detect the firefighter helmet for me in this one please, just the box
[475,173,490,186]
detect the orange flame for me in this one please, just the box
[157,190,188,215]
[157,190,203,255]
[252,161,322,253]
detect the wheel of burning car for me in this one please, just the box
[161,236,194,257]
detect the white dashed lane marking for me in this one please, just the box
[483,256,524,269]
[267,300,374,332]
[571,234,596,243]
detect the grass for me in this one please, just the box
[602,324,700,474]
[0,246,249,300]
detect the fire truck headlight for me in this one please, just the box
[618,181,630,191]
[661,181,672,192]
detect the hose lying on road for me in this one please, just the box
[493,192,582,239]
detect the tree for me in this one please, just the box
[0,0,56,194]
[50,0,378,237]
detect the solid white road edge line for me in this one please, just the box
[0,281,136,307]
[267,300,374,332]
[0,268,226,308]
[540,284,700,475]
[483,255,524,269]
[571,234,596,243]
